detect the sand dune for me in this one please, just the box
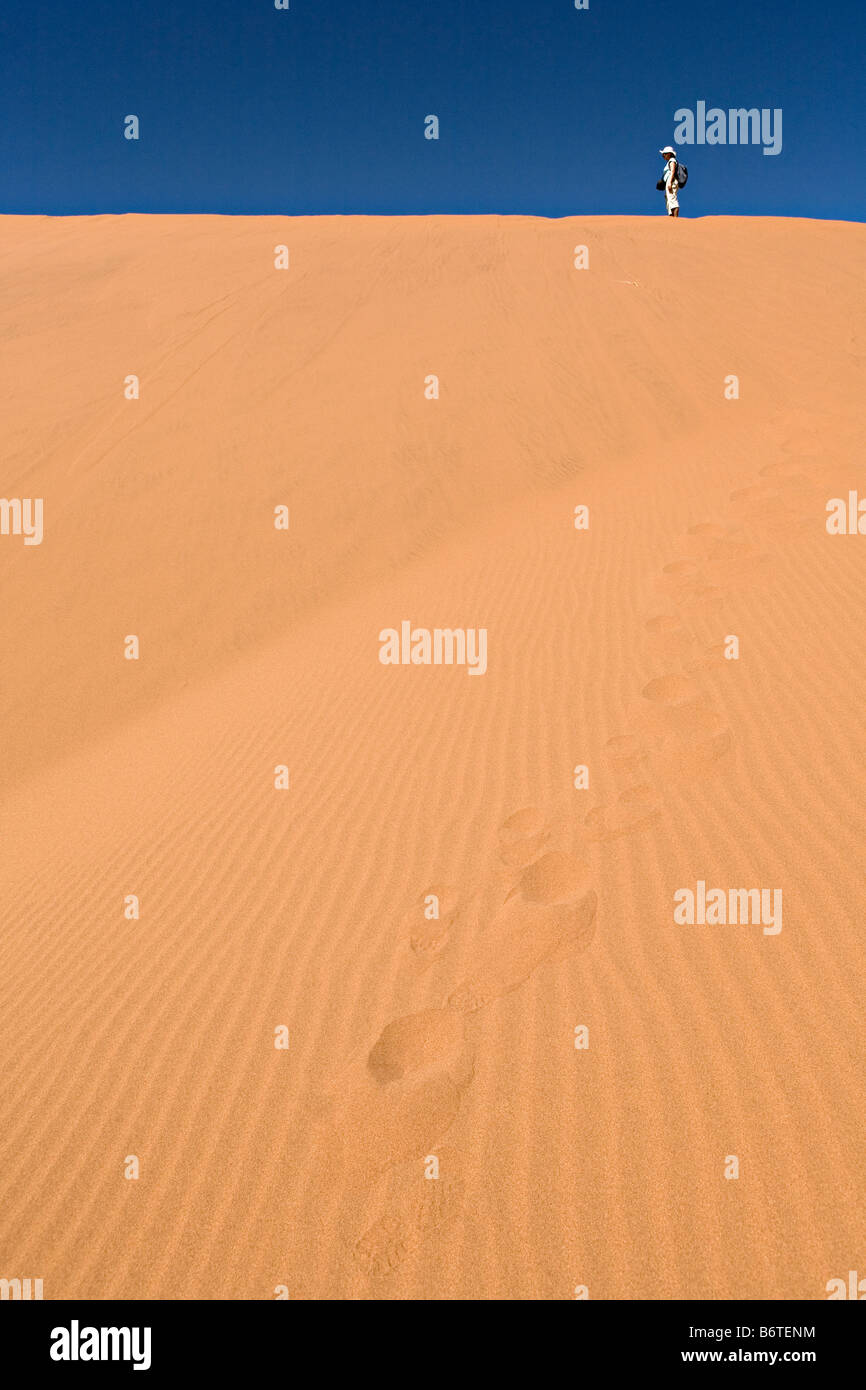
[1,213,865,1299]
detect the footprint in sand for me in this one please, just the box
[672,522,772,593]
[644,611,694,659]
[727,482,800,532]
[708,536,760,564]
[447,851,597,1015]
[604,732,651,776]
[767,447,839,514]
[584,783,662,842]
[591,733,666,840]
[405,883,474,960]
[497,806,549,868]
[352,1155,465,1279]
[679,581,727,612]
[778,438,833,462]
[729,482,779,507]
[759,459,823,488]
[656,559,725,610]
[367,1009,469,1086]
[645,612,686,637]
[684,639,732,674]
[637,673,732,773]
[658,557,703,588]
[405,813,542,962]
[686,521,730,543]
[757,461,828,533]
[640,671,703,717]
[310,1008,475,1177]
[645,611,740,679]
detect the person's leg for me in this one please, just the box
[672,207,679,218]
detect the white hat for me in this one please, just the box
[659,145,676,156]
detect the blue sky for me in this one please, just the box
[0,0,863,219]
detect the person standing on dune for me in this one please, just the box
[659,145,681,217]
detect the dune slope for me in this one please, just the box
[1,213,864,1299]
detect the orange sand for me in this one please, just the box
[1,213,864,1299]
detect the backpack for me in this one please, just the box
[674,161,688,188]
